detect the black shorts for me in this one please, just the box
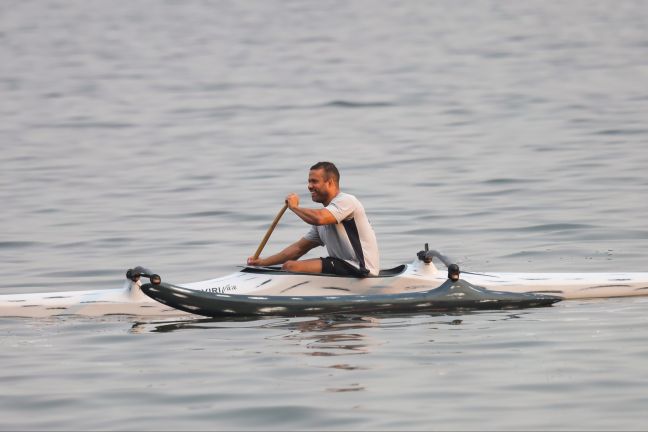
[320,257,368,277]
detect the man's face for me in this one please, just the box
[308,168,330,203]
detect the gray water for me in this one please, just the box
[1,1,648,430]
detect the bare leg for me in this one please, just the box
[282,258,322,273]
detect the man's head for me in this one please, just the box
[308,161,340,205]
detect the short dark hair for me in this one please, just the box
[310,161,340,185]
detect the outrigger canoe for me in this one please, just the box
[2,246,647,318]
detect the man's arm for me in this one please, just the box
[286,193,337,226]
[247,238,319,266]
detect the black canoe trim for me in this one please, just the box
[141,279,562,318]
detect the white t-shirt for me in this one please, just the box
[304,192,380,276]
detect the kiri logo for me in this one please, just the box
[205,284,238,294]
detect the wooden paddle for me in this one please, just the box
[253,203,288,260]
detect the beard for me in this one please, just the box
[310,190,324,203]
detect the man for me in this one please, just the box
[247,162,380,277]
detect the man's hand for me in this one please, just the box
[285,193,300,209]
[247,256,264,266]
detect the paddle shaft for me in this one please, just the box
[253,203,288,259]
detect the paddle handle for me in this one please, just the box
[253,203,289,259]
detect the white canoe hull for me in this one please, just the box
[0,280,183,318]
[178,261,648,299]
[1,260,647,318]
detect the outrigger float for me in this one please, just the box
[2,245,647,318]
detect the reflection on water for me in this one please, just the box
[129,316,267,334]
[130,311,529,358]
[326,383,365,393]
[131,310,529,333]
[283,316,381,357]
